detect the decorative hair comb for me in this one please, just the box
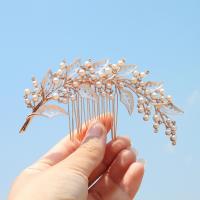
[20,58,183,145]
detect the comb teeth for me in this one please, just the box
[20,58,183,145]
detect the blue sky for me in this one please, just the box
[0,0,200,199]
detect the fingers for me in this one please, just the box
[121,161,144,199]
[89,136,131,185]
[55,120,110,178]
[88,148,138,200]
[25,114,112,172]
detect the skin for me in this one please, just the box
[9,115,144,200]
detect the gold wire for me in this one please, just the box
[68,98,71,140]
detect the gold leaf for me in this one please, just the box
[31,104,67,118]
[119,88,134,115]
[160,103,184,115]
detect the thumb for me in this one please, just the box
[58,121,108,179]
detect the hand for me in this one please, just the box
[9,115,144,200]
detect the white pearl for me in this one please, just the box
[53,77,59,84]
[57,69,63,76]
[59,62,66,70]
[131,77,137,84]
[137,87,142,94]
[139,72,146,78]
[101,91,106,97]
[133,70,139,78]
[167,95,173,102]
[138,97,145,104]
[52,93,59,100]
[170,135,176,142]
[91,74,97,80]
[145,89,150,95]
[165,128,171,136]
[151,92,158,100]
[153,123,159,129]
[147,105,151,110]
[153,114,159,122]
[112,64,120,71]
[85,60,92,68]
[89,67,95,74]
[78,69,86,76]
[118,59,125,66]
[109,93,114,100]
[143,114,149,121]
[24,88,31,96]
[159,88,165,95]
[106,83,112,89]
[32,80,38,87]
[96,81,102,88]
[73,81,79,88]
[138,107,144,113]
[25,98,30,104]
[104,67,112,75]
[32,94,38,102]
[62,98,68,104]
[119,82,124,88]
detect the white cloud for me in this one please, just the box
[188,90,200,105]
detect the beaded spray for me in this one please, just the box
[19,59,183,145]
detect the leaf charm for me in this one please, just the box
[31,104,67,118]
[119,88,134,115]
[160,103,184,115]
[79,84,97,100]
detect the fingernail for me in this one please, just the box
[137,158,146,167]
[82,121,106,143]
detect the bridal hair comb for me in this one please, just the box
[20,58,183,145]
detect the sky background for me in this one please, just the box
[0,0,200,199]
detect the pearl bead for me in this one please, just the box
[172,141,176,145]
[131,77,137,84]
[91,74,97,80]
[112,64,120,71]
[153,123,159,129]
[85,60,92,68]
[138,97,145,104]
[101,91,106,97]
[167,95,173,102]
[139,72,146,78]
[143,114,149,121]
[89,67,95,74]
[57,69,63,76]
[32,80,38,87]
[137,88,142,94]
[32,94,38,102]
[147,105,151,110]
[118,59,125,66]
[78,69,86,76]
[133,70,139,78]
[145,89,150,95]
[25,98,30,104]
[159,88,165,95]
[153,114,159,122]
[171,125,176,131]
[138,107,144,113]
[106,83,112,89]
[24,88,31,96]
[170,135,176,142]
[52,93,59,100]
[104,67,112,75]
[62,98,68,104]
[73,81,79,88]
[119,82,124,88]
[60,62,66,70]
[96,81,102,88]
[165,128,171,136]
[151,92,158,100]
[53,77,59,84]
